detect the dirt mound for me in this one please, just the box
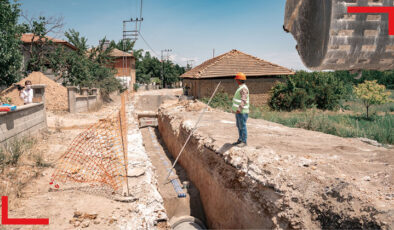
[1,72,68,111]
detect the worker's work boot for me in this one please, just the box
[237,142,247,147]
[232,140,242,146]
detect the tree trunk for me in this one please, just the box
[366,106,369,118]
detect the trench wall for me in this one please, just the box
[158,111,287,229]
[0,103,47,145]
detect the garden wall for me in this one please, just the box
[0,103,47,145]
[67,87,101,113]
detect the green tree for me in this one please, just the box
[162,60,184,87]
[49,29,122,101]
[135,51,161,84]
[64,29,88,55]
[133,50,185,87]
[0,0,23,87]
[109,39,135,52]
[354,80,391,118]
[269,71,351,111]
[20,15,64,72]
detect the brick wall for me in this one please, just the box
[183,76,284,106]
[0,103,47,145]
[113,57,136,88]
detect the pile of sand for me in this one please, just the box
[1,72,68,111]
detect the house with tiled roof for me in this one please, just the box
[89,41,136,88]
[20,33,78,80]
[21,33,77,50]
[181,49,295,105]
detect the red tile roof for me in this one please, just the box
[87,48,134,58]
[181,49,295,79]
[21,33,77,50]
[109,48,134,58]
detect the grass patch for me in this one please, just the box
[260,110,393,144]
[201,92,393,145]
[0,137,37,167]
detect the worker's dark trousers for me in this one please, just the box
[236,113,248,143]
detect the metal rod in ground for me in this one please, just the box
[119,93,130,196]
[164,82,222,183]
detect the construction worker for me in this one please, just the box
[232,72,249,147]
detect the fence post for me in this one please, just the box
[119,91,129,196]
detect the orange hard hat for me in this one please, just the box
[235,72,246,80]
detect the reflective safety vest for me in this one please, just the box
[232,84,250,114]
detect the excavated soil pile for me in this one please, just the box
[1,72,68,111]
[158,100,393,229]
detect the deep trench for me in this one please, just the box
[136,94,273,229]
[136,93,208,228]
[134,94,391,229]
[139,126,207,228]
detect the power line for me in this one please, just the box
[139,0,143,33]
[138,31,160,57]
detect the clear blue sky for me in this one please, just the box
[18,0,307,70]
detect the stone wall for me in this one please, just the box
[183,76,284,106]
[0,103,47,145]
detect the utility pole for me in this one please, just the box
[122,17,143,89]
[186,60,195,70]
[161,49,172,88]
[213,49,215,58]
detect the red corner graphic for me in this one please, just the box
[1,196,49,225]
[348,6,394,35]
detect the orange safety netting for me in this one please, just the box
[50,92,129,196]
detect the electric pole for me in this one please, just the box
[186,60,195,70]
[122,17,143,89]
[161,49,172,88]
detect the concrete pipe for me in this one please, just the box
[170,216,206,230]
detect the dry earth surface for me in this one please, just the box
[1,94,168,230]
[158,99,393,229]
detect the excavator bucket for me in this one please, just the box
[284,0,394,71]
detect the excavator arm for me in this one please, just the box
[284,0,394,71]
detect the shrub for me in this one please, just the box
[134,83,140,92]
[201,92,233,112]
[0,147,5,167]
[6,138,24,166]
[269,71,352,111]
